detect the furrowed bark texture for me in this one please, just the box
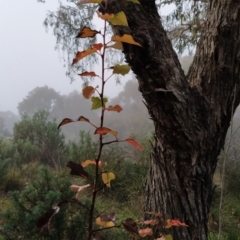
[101,0,240,239]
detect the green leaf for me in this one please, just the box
[108,11,128,26]
[113,64,131,76]
[127,0,140,4]
[77,0,101,6]
[164,234,173,240]
[111,34,142,47]
[91,97,108,110]
[102,172,115,187]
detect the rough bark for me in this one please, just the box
[101,0,240,239]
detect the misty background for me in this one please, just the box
[1,0,239,147]
[0,0,186,139]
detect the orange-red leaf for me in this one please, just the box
[94,127,118,137]
[105,105,122,113]
[142,219,158,225]
[57,118,74,129]
[78,71,99,77]
[82,86,95,99]
[93,43,103,51]
[76,26,100,38]
[72,48,97,65]
[125,138,143,151]
[165,219,188,228]
[139,228,153,237]
[96,11,114,20]
[170,219,188,227]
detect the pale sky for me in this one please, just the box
[0,0,174,114]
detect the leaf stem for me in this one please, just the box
[87,19,107,240]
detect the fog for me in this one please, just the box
[0,0,126,114]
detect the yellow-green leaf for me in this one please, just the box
[82,86,95,99]
[102,172,115,187]
[77,0,101,6]
[107,41,123,50]
[96,217,115,227]
[108,11,128,26]
[127,0,140,4]
[91,96,108,110]
[111,34,142,47]
[163,234,173,240]
[112,64,131,76]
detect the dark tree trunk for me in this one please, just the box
[102,0,240,239]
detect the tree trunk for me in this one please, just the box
[102,0,240,239]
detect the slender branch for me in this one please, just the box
[68,198,90,211]
[95,184,106,193]
[104,73,113,83]
[87,19,107,240]
[102,140,119,146]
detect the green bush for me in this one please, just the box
[13,110,67,167]
[1,166,90,240]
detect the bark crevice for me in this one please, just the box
[101,0,240,239]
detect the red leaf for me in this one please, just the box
[125,138,143,151]
[82,86,95,99]
[165,219,188,228]
[76,26,100,38]
[142,219,158,225]
[105,104,123,113]
[94,127,118,137]
[78,71,99,77]
[170,219,188,227]
[139,228,153,237]
[93,43,103,51]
